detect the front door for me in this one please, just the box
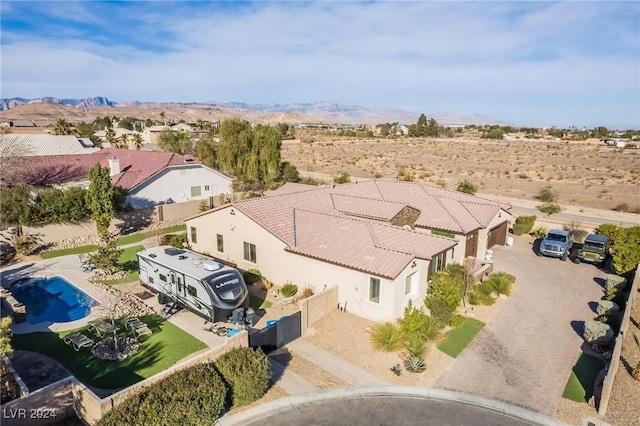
[466,231,479,258]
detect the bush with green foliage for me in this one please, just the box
[299,285,315,299]
[243,268,262,285]
[424,267,465,328]
[159,233,187,249]
[89,233,124,274]
[456,180,477,195]
[512,215,536,236]
[96,363,226,426]
[530,227,548,239]
[583,320,614,346]
[280,282,298,297]
[597,225,640,275]
[536,202,563,217]
[333,171,351,184]
[484,272,515,296]
[448,314,466,328]
[467,282,496,306]
[404,354,426,373]
[214,347,271,407]
[403,334,426,357]
[536,185,559,203]
[370,322,402,352]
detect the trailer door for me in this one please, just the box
[139,267,148,285]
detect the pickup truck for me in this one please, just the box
[575,234,610,266]
[537,229,573,261]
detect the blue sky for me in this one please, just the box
[1,1,639,128]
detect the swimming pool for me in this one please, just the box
[10,276,98,324]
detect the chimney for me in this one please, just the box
[108,156,120,176]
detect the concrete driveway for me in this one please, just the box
[435,235,607,415]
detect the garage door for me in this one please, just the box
[487,221,508,248]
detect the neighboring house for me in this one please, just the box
[12,148,233,208]
[142,123,196,144]
[184,180,511,322]
[0,134,100,157]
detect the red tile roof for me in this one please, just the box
[13,148,198,190]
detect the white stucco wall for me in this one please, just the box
[186,206,439,323]
[127,165,232,208]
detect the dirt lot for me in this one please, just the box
[282,137,640,212]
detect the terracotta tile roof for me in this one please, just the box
[286,210,456,278]
[11,148,198,189]
[0,134,100,156]
[331,193,405,220]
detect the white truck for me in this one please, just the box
[137,246,249,323]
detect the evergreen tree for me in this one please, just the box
[86,165,116,234]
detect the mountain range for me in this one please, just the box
[0,96,507,126]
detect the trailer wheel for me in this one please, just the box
[216,327,229,337]
[158,293,167,304]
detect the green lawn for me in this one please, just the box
[92,245,145,285]
[11,315,207,389]
[437,318,486,358]
[115,224,187,246]
[249,294,272,311]
[40,245,100,259]
[562,353,605,402]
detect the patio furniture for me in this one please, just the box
[134,326,153,338]
[87,319,119,337]
[124,317,147,331]
[64,332,95,351]
[277,296,297,306]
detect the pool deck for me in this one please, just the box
[0,256,228,348]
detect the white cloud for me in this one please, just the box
[1,1,638,127]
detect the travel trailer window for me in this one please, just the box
[149,277,154,284]
[159,274,167,282]
[188,285,197,297]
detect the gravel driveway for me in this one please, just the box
[435,235,607,415]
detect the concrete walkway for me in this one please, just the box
[287,339,389,386]
[268,358,319,394]
[435,240,606,415]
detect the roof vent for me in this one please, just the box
[203,261,222,271]
[164,248,185,256]
[149,253,157,258]
[402,225,412,230]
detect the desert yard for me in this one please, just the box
[282,137,640,212]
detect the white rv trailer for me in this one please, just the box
[137,246,249,322]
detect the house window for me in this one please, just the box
[159,274,167,282]
[205,185,210,191]
[188,285,197,297]
[217,234,224,252]
[191,186,201,197]
[405,271,418,295]
[190,226,197,244]
[428,251,447,281]
[369,277,381,303]
[243,242,256,263]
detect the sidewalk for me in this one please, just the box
[287,339,389,386]
[268,358,319,394]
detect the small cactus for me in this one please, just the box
[596,300,620,316]
[583,320,614,346]
[404,354,426,373]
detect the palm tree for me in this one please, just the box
[117,134,129,149]
[105,127,116,147]
[52,119,72,135]
[132,133,143,150]
[160,111,166,125]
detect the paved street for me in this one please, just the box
[435,236,607,415]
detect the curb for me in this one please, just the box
[214,386,568,426]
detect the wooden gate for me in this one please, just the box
[249,311,301,352]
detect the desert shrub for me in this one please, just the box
[243,268,262,285]
[425,267,464,328]
[370,322,402,352]
[596,300,620,317]
[398,301,439,342]
[583,320,615,346]
[404,354,426,373]
[299,285,315,299]
[280,282,298,297]
[537,202,562,217]
[333,171,351,184]
[467,282,495,306]
[605,274,627,291]
[536,185,559,202]
[448,314,466,328]
[403,333,426,357]
[214,347,271,408]
[611,243,640,275]
[513,215,536,236]
[96,363,226,426]
[530,227,547,239]
[485,272,514,296]
[426,299,456,329]
[456,179,477,195]
[571,229,589,243]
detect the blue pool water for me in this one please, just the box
[10,276,98,324]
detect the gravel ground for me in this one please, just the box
[270,348,350,389]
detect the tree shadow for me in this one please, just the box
[267,347,293,390]
[587,301,599,314]
[531,238,542,256]
[621,356,637,376]
[114,207,155,235]
[571,320,585,338]
[0,263,49,289]
[593,277,606,289]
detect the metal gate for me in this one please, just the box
[249,311,301,352]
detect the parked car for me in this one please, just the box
[575,234,610,266]
[538,229,573,261]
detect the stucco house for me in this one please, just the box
[12,148,233,208]
[185,180,511,322]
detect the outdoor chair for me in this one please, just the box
[134,326,153,338]
[87,319,119,337]
[64,332,95,351]
[124,317,147,331]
